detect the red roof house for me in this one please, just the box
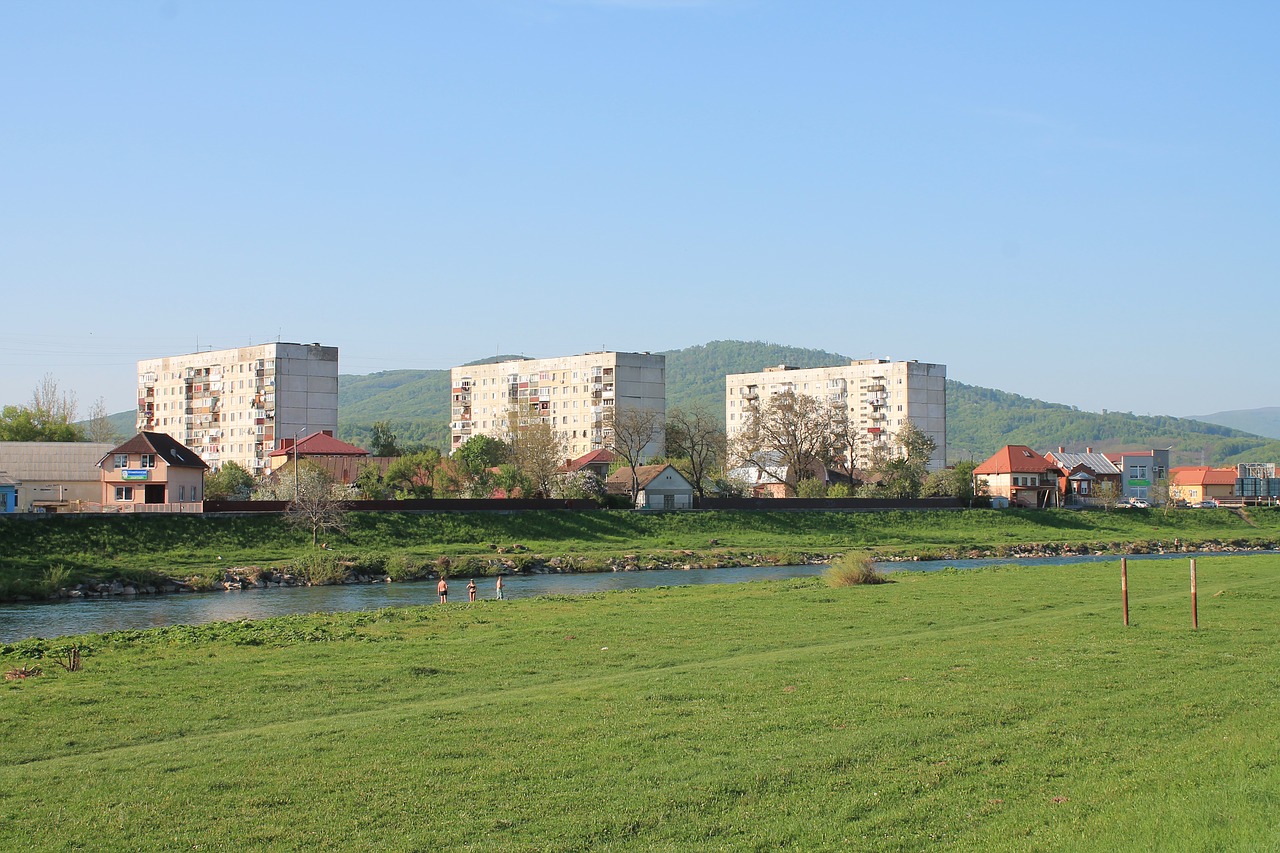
[973,445,1062,508]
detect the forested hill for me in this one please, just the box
[103,341,1276,466]
[946,383,1279,467]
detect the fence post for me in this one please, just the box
[1121,557,1129,627]
[1190,558,1198,630]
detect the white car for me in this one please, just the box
[1129,499,1150,509]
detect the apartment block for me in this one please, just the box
[450,352,666,460]
[725,359,947,471]
[137,342,339,472]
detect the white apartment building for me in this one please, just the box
[450,352,666,460]
[725,359,947,472]
[137,342,339,473]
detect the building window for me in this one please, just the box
[114,454,128,469]
[115,486,134,502]
[140,454,156,468]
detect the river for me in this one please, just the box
[0,551,1268,643]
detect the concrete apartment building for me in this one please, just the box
[725,359,947,471]
[450,352,666,460]
[137,342,339,473]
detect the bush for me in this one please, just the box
[825,551,888,587]
[386,553,428,582]
[796,479,828,499]
[293,551,346,585]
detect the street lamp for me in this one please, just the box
[293,427,311,502]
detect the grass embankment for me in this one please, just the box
[2,507,1278,600]
[3,556,1278,850]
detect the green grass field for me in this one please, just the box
[3,555,1278,850]
[3,506,1278,599]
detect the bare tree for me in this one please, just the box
[279,463,349,546]
[506,408,566,497]
[731,391,837,497]
[86,397,119,444]
[664,406,725,501]
[605,405,664,505]
[31,373,77,424]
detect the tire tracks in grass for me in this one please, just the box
[4,570,1276,777]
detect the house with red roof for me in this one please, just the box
[269,430,373,485]
[557,449,614,480]
[1169,467,1237,504]
[972,445,1062,508]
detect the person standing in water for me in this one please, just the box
[467,578,477,602]
[495,574,505,600]
[437,576,448,604]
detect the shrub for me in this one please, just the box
[386,553,427,582]
[293,551,346,585]
[825,551,888,587]
[796,479,828,499]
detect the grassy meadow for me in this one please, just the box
[3,554,1278,850]
[3,506,1278,598]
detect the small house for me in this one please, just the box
[606,464,695,510]
[973,445,1061,508]
[99,432,208,511]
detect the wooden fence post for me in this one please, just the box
[1121,557,1129,627]
[1190,558,1198,630]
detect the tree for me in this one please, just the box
[353,463,389,500]
[205,461,255,500]
[452,434,509,497]
[85,397,119,444]
[369,421,402,457]
[1092,480,1123,511]
[866,420,937,499]
[664,406,726,501]
[0,375,84,442]
[454,434,508,472]
[285,464,349,547]
[552,470,607,503]
[922,459,981,505]
[605,405,664,506]
[254,461,349,546]
[1149,476,1174,515]
[384,450,442,499]
[730,391,837,497]
[507,409,566,498]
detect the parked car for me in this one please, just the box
[1129,498,1150,509]
[1191,499,1218,509]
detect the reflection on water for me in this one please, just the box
[0,550,1268,643]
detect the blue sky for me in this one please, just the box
[2,1,1275,420]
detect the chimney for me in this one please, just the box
[1058,447,1064,453]
[1086,447,1093,454]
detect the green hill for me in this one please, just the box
[103,341,1275,467]
[945,382,1272,467]
[1189,407,1280,441]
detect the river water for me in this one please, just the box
[0,551,1269,643]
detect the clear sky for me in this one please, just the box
[2,1,1276,420]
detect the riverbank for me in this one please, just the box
[23,534,1280,604]
[4,506,1278,602]
[4,556,1279,849]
